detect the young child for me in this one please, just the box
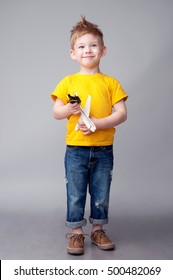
[51,16,128,255]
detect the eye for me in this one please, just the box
[91,43,98,47]
[78,45,84,49]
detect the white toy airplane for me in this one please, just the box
[68,93,96,132]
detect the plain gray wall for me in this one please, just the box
[0,0,173,220]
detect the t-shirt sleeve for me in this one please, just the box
[112,80,128,105]
[50,77,68,104]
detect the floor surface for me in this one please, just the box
[0,209,172,260]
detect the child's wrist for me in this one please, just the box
[66,103,73,116]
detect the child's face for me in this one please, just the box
[70,33,106,72]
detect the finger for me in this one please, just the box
[78,120,85,125]
[82,130,92,135]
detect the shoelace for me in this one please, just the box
[93,229,110,240]
[66,233,89,240]
[66,233,89,246]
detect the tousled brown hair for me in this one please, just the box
[70,16,104,49]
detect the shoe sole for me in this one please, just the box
[67,247,84,255]
[91,240,115,250]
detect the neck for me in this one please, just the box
[79,66,101,74]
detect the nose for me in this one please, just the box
[85,45,91,53]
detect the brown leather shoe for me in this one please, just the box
[66,234,85,255]
[91,229,115,250]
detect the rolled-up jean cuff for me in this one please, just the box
[89,217,108,225]
[65,218,87,229]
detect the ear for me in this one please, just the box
[70,49,76,60]
[101,46,107,57]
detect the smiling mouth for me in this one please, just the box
[83,56,94,58]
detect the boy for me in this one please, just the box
[51,16,128,255]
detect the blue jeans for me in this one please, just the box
[64,145,114,229]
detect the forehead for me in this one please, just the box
[75,33,101,45]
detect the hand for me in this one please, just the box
[67,102,81,115]
[78,120,93,135]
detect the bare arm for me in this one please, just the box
[92,99,127,130]
[78,99,127,134]
[52,98,81,119]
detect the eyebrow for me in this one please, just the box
[76,41,98,46]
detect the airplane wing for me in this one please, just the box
[75,95,96,132]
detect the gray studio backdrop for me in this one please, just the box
[0,0,173,259]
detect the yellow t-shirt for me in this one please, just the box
[51,73,128,146]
